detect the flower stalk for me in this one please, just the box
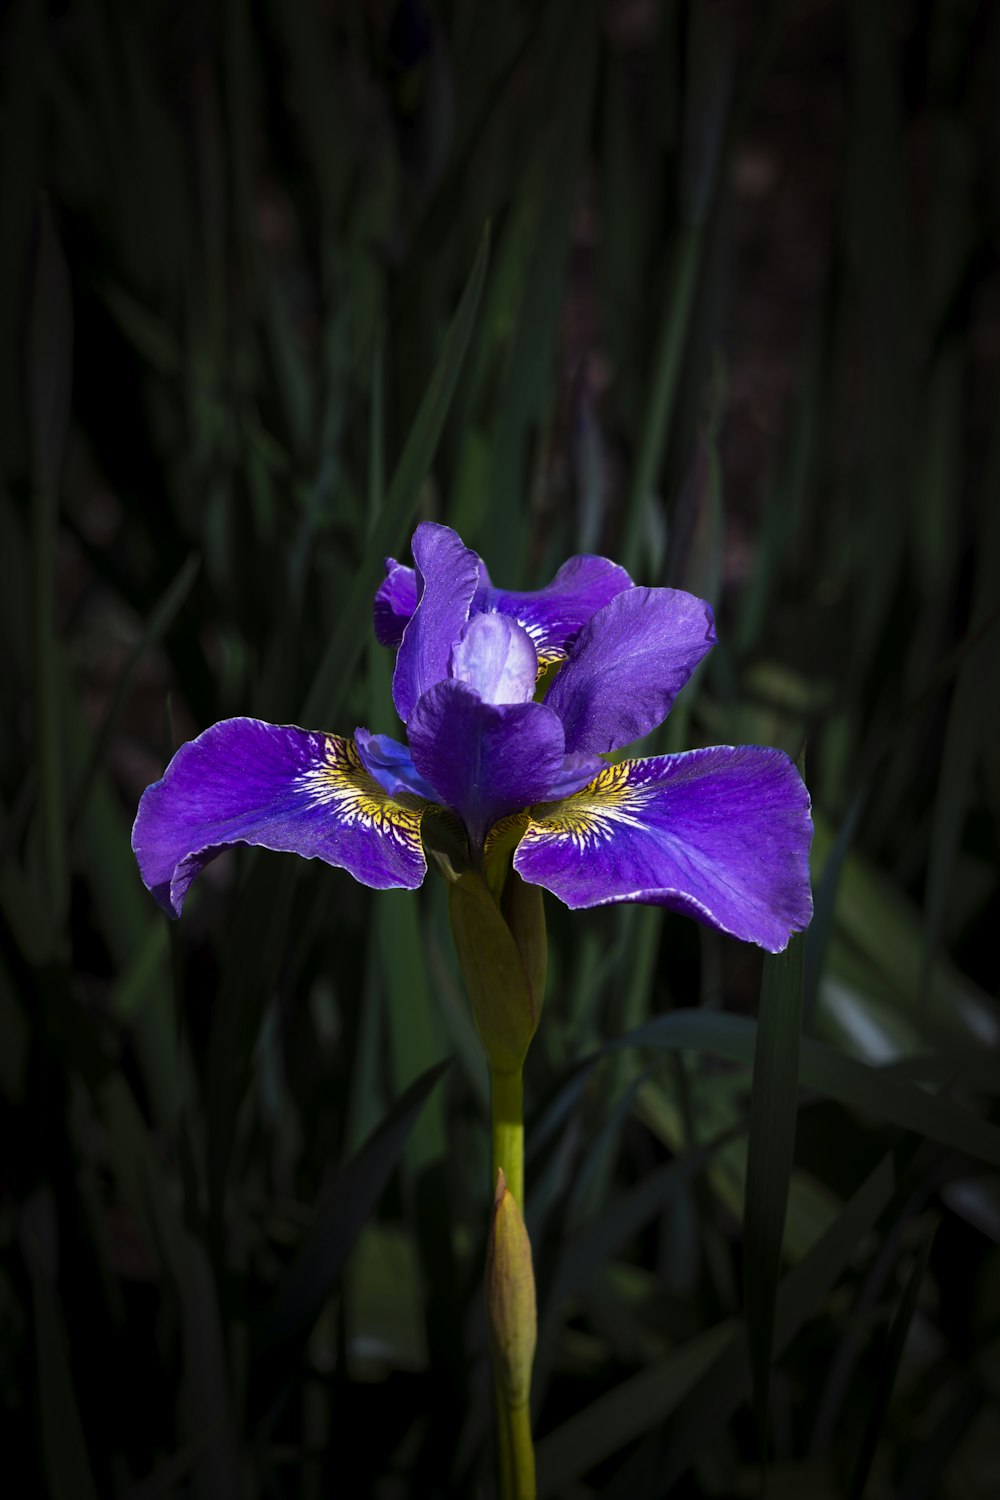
[448,863,541,1498]
[486,1167,536,1500]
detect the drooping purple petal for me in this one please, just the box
[474,553,633,662]
[544,587,716,755]
[513,745,813,952]
[373,559,418,646]
[392,523,481,723]
[407,680,566,848]
[354,727,441,802]
[132,718,430,918]
[449,613,538,705]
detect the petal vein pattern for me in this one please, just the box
[131,717,430,917]
[513,746,813,952]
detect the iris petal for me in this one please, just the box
[374,547,633,662]
[373,559,418,647]
[544,587,716,754]
[131,717,430,917]
[392,523,481,723]
[474,553,633,662]
[513,745,813,953]
[407,679,566,849]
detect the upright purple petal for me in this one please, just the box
[132,718,430,917]
[513,745,813,952]
[544,587,716,754]
[392,523,481,723]
[407,680,565,848]
[475,553,633,662]
[373,559,418,646]
[449,614,538,705]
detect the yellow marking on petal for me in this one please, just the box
[296,736,426,852]
[522,760,655,853]
[484,811,530,858]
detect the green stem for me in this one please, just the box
[491,1068,524,1209]
[490,1067,535,1499]
[496,1389,513,1500]
[507,1403,536,1500]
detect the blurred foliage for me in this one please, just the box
[2,0,1000,1495]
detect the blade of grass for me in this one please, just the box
[848,1225,936,1499]
[27,195,72,943]
[744,935,804,1467]
[302,226,489,726]
[537,1130,878,1496]
[630,1009,1000,1168]
[480,6,598,579]
[533,1008,1000,1169]
[0,0,42,474]
[206,857,299,1227]
[619,222,703,580]
[71,551,200,827]
[250,1059,450,1419]
[27,1239,100,1500]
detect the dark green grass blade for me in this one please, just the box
[631,1010,1000,1167]
[479,6,598,578]
[0,0,42,474]
[619,223,702,580]
[27,1240,99,1500]
[303,227,489,726]
[657,1145,909,1491]
[71,551,200,826]
[921,457,1000,994]
[250,1059,450,1418]
[28,196,72,943]
[536,1145,902,1495]
[542,1009,1000,1167]
[206,858,299,1225]
[379,892,447,1172]
[744,936,804,1465]
[848,1225,936,1500]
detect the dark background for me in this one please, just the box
[2,1,999,1495]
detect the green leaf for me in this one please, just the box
[206,857,299,1225]
[744,936,804,1463]
[250,1059,450,1417]
[303,227,490,727]
[848,1225,936,1500]
[27,1240,99,1500]
[71,551,200,826]
[536,1320,736,1494]
[656,1148,904,1492]
[28,196,73,942]
[626,1009,1000,1169]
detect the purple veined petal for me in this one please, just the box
[373,559,418,646]
[474,553,634,663]
[407,679,566,849]
[544,586,716,755]
[132,717,431,918]
[392,523,482,724]
[513,745,813,953]
[449,613,538,705]
[353,727,441,802]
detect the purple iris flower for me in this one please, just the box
[132,523,812,952]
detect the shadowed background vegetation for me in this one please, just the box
[3,0,1000,1494]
